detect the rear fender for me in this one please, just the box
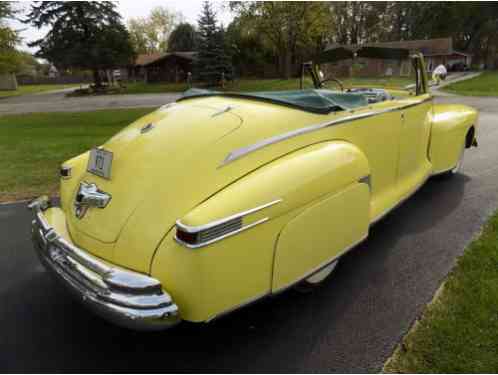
[272,182,369,292]
[180,141,370,229]
[151,141,370,322]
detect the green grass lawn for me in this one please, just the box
[122,81,189,94]
[384,210,498,373]
[0,108,155,202]
[114,79,307,94]
[118,77,414,95]
[443,72,498,96]
[0,84,82,98]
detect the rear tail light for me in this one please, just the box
[174,199,282,249]
[175,217,243,248]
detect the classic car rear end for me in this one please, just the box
[29,49,478,330]
[30,198,180,330]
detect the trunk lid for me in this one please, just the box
[66,102,242,244]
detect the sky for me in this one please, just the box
[8,0,234,53]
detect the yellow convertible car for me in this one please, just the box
[29,47,478,330]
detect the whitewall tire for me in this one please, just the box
[294,260,338,293]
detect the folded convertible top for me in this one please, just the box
[180,88,368,114]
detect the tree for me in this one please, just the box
[128,6,183,54]
[168,23,198,52]
[387,2,498,65]
[230,2,333,78]
[0,2,22,74]
[225,17,274,77]
[25,1,135,86]
[231,2,498,73]
[328,2,389,45]
[194,2,232,85]
[17,51,41,76]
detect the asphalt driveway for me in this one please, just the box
[0,72,479,116]
[0,89,180,115]
[1,94,498,372]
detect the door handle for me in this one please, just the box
[401,112,405,121]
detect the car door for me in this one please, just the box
[396,56,433,197]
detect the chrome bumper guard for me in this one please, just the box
[29,196,180,331]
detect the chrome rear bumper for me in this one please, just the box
[29,196,180,331]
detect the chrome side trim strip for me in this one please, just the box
[175,199,283,233]
[222,111,377,165]
[272,233,369,294]
[221,97,433,166]
[175,217,269,249]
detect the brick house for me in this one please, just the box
[322,38,472,78]
[367,37,472,71]
[128,52,196,83]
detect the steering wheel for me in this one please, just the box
[319,77,345,92]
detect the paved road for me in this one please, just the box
[1,95,498,372]
[0,89,180,115]
[0,72,480,115]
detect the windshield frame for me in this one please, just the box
[305,46,414,92]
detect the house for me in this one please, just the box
[48,65,59,78]
[367,38,472,71]
[129,52,197,83]
[128,52,164,82]
[322,38,472,76]
[320,44,412,78]
[322,38,472,78]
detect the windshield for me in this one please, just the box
[316,56,416,92]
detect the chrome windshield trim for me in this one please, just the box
[221,97,433,166]
[175,198,283,234]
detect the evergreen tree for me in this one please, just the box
[25,1,135,87]
[194,1,232,86]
